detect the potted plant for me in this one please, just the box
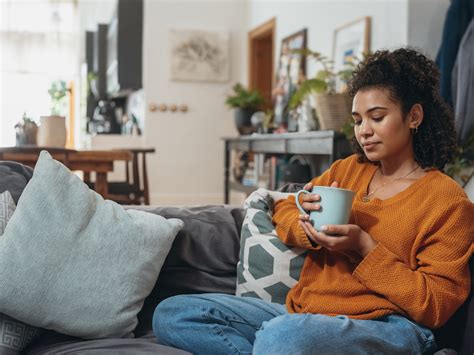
[14,112,38,146]
[225,83,265,135]
[37,80,68,147]
[289,49,357,131]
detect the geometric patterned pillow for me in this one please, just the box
[0,190,16,234]
[0,190,41,354]
[236,188,307,304]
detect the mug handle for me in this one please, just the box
[295,190,310,215]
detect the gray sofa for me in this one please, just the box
[0,161,472,354]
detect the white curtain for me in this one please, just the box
[0,0,79,146]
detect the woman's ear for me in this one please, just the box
[409,104,424,129]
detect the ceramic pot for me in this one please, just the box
[234,108,255,135]
[37,115,67,147]
[15,121,38,146]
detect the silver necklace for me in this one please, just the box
[362,165,420,202]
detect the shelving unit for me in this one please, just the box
[222,131,352,203]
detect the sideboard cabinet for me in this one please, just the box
[222,131,352,203]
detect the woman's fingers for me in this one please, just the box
[321,224,353,236]
[299,221,317,244]
[330,181,339,188]
[301,202,320,211]
[299,214,310,221]
[303,182,313,191]
[302,193,320,202]
[300,192,320,212]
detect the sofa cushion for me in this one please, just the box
[132,204,242,336]
[24,331,190,355]
[0,190,41,354]
[236,188,307,304]
[0,151,183,339]
[0,161,33,204]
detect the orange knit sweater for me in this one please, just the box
[273,154,473,329]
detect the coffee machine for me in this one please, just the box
[89,100,122,134]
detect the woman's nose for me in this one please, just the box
[360,120,373,136]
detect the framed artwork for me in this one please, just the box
[169,29,230,82]
[273,28,307,128]
[332,17,371,92]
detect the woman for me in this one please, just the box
[153,48,473,354]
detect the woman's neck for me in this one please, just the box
[379,156,418,178]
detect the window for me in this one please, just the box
[0,0,79,146]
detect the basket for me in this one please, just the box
[313,93,352,131]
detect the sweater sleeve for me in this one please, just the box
[272,159,341,250]
[353,198,473,328]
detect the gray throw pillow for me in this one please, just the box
[0,190,41,354]
[0,161,33,204]
[236,188,307,304]
[0,151,184,339]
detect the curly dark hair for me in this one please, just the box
[346,47,457,170]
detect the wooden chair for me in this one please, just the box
[106,148,155,205]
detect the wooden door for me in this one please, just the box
[248,18,276,109]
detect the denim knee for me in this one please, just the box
[153,295,191,345]
[253,313,343,355]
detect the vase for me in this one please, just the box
[234,108,255,135]
[15,121,38,146]
[37,115,67,148]
[313,93,352,131]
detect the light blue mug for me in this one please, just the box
[295,186,355,231]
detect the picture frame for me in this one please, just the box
[273,28,307,128]
[169,29,230,82]
[332,17,371,92]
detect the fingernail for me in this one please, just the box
[321,225,328,231]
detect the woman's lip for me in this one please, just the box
[363,143,379,150]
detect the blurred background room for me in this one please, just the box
[0,0,472,205]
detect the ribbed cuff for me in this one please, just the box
[297,222,322,250]
[353,243,392,281]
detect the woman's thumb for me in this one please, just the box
[330,181,339,188]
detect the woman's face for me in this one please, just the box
[352,88,414,163]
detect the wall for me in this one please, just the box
[407,0,450,59]
[78,0,452,206]
[247,0,409,80]
[247,0,450,80]
[78,0,117,64]
[143,0,247,205]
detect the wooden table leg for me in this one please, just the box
[224,141,230,204]
[95,172,108,198]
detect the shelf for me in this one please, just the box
[223,131,352,204]
[222,131,344,155]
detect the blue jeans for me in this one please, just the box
[153,293,437,355]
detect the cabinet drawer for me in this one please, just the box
[287,137,333,154]
[252,139,286,153]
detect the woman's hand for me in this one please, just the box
[298,181,339,214]
[298,221,378,258]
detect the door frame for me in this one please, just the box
[248,17,276,107]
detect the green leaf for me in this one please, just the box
[289,79,326,109]
[225,82,265,110]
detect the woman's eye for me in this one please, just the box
[372,116,384,121]
[354,120,362,126]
